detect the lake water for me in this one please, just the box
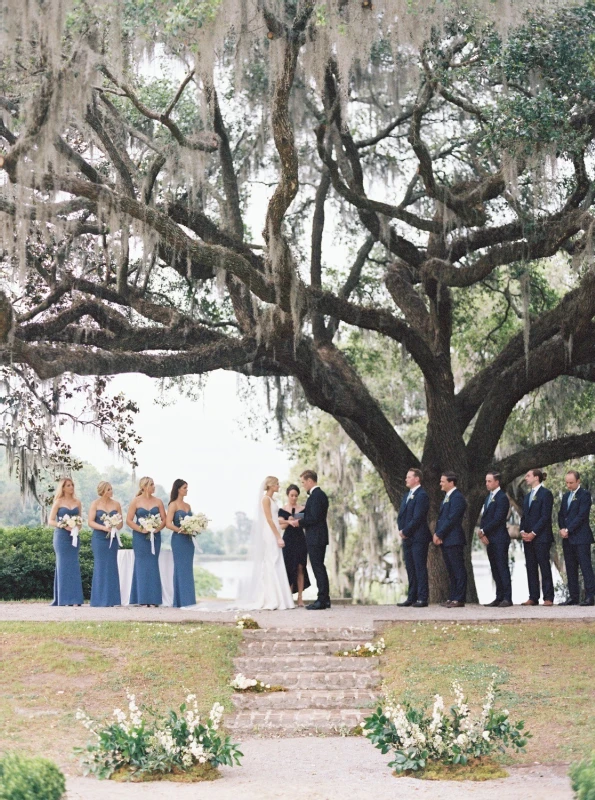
[196,542,562,604]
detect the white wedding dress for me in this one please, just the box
[238,493,295,611]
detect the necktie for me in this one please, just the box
[529,489,535,506]
[406,491,413,503]
[567,491,575,509]
[485,492,492,511]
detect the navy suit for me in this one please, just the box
[397,487,431,603]
[299,486,330,605]
[558,486,595,601]
[480,489,512,603]
[520,485,554,602]
[435,489,468,602]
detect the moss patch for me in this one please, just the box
[111,762,221,783]
[395,758,508,781]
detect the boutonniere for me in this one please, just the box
[571,494,577,502]
[489,496,495,504]
[443,497,450,504]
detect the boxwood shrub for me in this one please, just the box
[571,753,595,800]
[0,753,65,800]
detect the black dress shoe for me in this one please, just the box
[412,601,428,608]
[483,599,501,607]
[325,600,332,609]
[306,601,326,610]
[498,600,513,607]
[580,596,595,606]
[559,598,579,606]
[397,600,414,607]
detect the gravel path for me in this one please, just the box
[65,738,572,800]
[2,600,594,628]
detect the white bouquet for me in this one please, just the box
[138,513,162,554]
[59,513,83,547]
[101,512,123,548]
[179,512,210,535]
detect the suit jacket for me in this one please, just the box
[480,489,510,545]
[558,486,594,545]
[435,488,467,547]
[520,485,554,543]
[299,486,329,547]
[397,487,431,546]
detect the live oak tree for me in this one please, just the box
[2,0,595,600]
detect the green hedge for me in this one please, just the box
[0,526,132,601]
[0,753,65,800]
[571,754,595,800]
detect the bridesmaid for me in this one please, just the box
[49,478,84,606]
[166,478,197,608]
[88,481,123,607]
[278,483,311,607]
[126,476,166,607]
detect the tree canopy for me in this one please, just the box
[2,0,595,599]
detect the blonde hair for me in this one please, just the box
[263,476,279,491]
[97,481,112,497]
[55,477,76,502]
[136,476,154,496]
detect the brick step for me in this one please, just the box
[234,655,378,673]
[240,640,370,656]
[239,670,381,690]
[226,708,364,735]
[231,688,379,710]
[242,627,375,642]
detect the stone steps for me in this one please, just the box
[226,625,381,735]
[235,655,378,673]
[241,639,365,656]
[231,688,378,710]
[227,708,364,734]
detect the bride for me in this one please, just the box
[239,476,295,610]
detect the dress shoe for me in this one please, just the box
[483,599,501,607]
[498,600,513,608]
[439,601,452,608]
[306,601,327,610]
[521,599,538,606]
[397,600,414,607]
[448,601,465,608]
[325,600,332,609]
[558,598,578,606]
[543,600,554,606]
[580,596,595,606]
[412,601,428,608]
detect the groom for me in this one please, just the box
[289,469,330,610]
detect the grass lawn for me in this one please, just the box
[0,621,240,771]
[380,620,595,765]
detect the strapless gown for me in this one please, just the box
[171,509,197,607]
[90,510,121,607]
[244,499,295,610]
[130,506,162,605]
[51,506,84,606]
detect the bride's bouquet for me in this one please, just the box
[100,512,123,548]
[179,512,210,536]
[138,513,162,555]
[59,513,83,547]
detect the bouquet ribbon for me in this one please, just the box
[70,525,79,548]
[149,530,155,555]
[109,527,122,548]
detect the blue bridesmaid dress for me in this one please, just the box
[90,510,121,607]
[129,506,162,605]
[171,509,196,607]
[51,506,84,606]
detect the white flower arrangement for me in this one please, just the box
[363,675,529,773]
[179,512,210,535]
[235,614,259,630]
[338,637,385,657]
[230,674,283,693]
[138,513,162,533]
[101,512,123,547]
[58,513,84,547]
[74,692,241,779]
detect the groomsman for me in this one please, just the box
[479,471,512,607]
[519,469,554,606]
[433,472,468,608]
[397,468,432,608]
[558,470,595,606]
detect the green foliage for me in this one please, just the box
[571,753,595,800]
[75,693,241,780]
[0,753,65,800]
[194,566,222,597]
[0,526,94,601]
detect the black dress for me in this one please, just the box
[278,507,311,594]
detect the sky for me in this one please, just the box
[66,370,292,529]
